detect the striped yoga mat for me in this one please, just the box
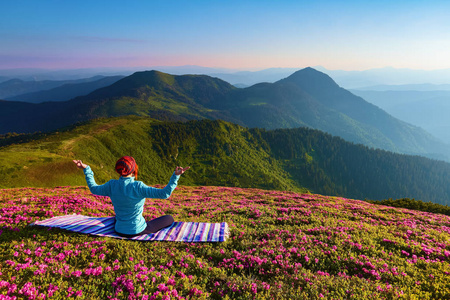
[31,215,229,242]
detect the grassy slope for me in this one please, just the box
[3,115,450,205]
[0,186,449,299]
[0,116,302,193]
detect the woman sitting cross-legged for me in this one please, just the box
[73,156,189,237]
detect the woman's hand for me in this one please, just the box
[73,160,88,169]
[174,166,190,175]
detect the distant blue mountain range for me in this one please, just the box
[3,65,450,89]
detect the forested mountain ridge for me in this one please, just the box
[69,70,236,104]
[257,126,450,203]
[1,116,450,205]
[0,68,448,160]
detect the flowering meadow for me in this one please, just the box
[1,185,450,299]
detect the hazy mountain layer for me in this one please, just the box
[0,76,115,99]
[353,89,450,144]
[5,76,124,103]
[353,83,450,91]
[5,66,450,90]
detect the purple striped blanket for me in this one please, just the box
[31,215,229,242]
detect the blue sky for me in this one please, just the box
[1,0,450,70]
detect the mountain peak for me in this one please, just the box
[280,67,340,90]
[72,70,176,101]
[119,70,175,87]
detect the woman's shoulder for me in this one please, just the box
[133,180,146,186]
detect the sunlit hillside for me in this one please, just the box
[2,116,450,205]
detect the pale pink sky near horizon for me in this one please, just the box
[2,0,450,71]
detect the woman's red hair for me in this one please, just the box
[132,163,139,179]
[115,156,138,178]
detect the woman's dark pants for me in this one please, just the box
[115,215,174,238]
